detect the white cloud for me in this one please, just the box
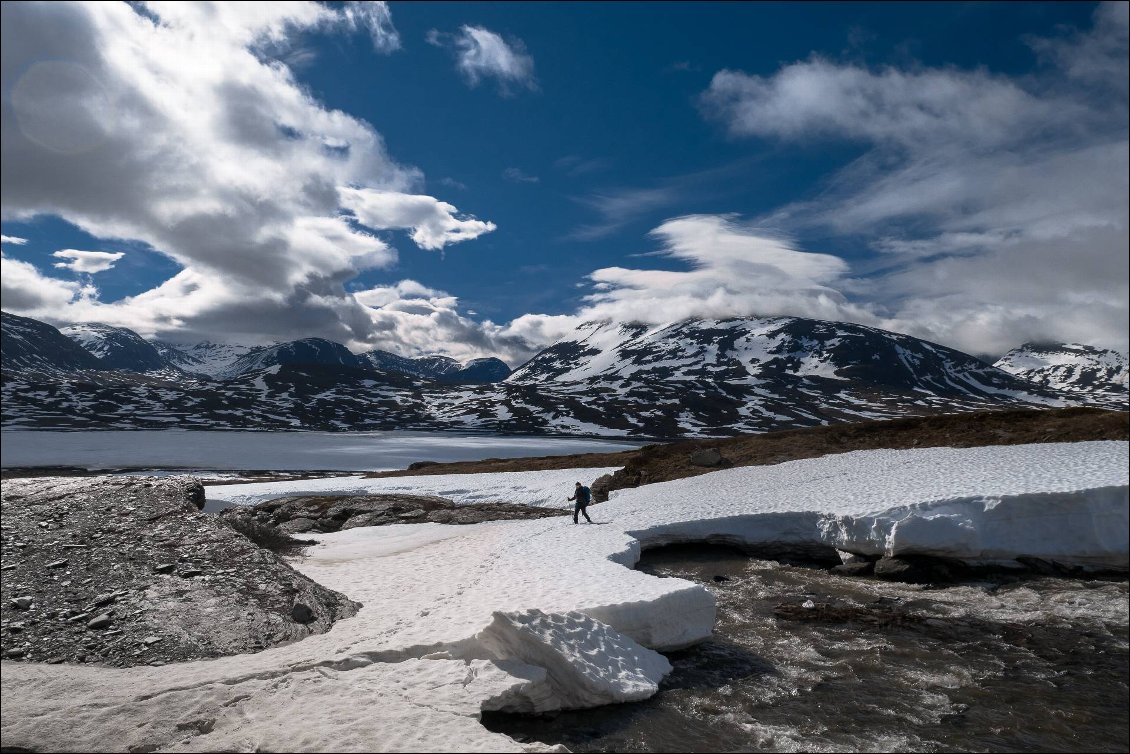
[1,253,93,311]
[502,167,539,184]
[51,248,124,273]
[428,25,536,95]
[340,188,497,251]
[0,1,492,348]
[1,234,28,245]
[351,280,533,364]
[341,1,401,54]
[698,2,1129,355]
[573,215,870,329]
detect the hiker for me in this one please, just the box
[567,481,593,524]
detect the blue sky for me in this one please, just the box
[1,1,1126,362]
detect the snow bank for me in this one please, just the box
[206,467,621,509]
[453,609,672,712]
[2,442,1126,753]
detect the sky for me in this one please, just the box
[1,1,1127,365]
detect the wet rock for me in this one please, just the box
[1016,556,1083,577]
[831,561,875,577]
[874,555,958,584]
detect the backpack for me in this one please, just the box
[579,486,592,504]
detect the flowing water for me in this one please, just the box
[484,545,1130,752]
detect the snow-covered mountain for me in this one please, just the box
[61,322,180,373]
[495,317,1072,436]
[3,311,1122,436]
[219,338,366,378]
[994,343,1128,408]
[361,349,511,384]
[151,341,256,377]
[0,312,102,374]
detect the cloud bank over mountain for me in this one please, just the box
[2,2,1125,363]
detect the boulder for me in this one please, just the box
[874,555,954,584]
[831,561,875,577]
[688,448,725,467]
[290,602,315,624]
[277,517,320,534]
[591,474,614,503]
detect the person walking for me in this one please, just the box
[567,481,593,524]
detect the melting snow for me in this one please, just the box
[2,442,1126,752]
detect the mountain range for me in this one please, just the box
[1,310,1125,437]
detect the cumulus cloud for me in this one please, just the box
[339,188,496,251]
[351,280,534,364]
[51,248,124,273]
[1,234,28,245]
[507,215,874,346]
[698,2,1129,355]
[1,253,93,312]
[428,25,536,95]
[0,1,492,348]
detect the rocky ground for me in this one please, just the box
[0,476,358,667]
[219,492,565,534]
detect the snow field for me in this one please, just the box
[2,441,1126,753]
[206,466,623,509]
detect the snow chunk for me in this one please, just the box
[458,609,672,712]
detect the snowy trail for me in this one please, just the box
[2,442,1127,752]
[205,466,622,509]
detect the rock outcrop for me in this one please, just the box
[0,476,358,667]
[220,493,563,534]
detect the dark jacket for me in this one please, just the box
[569,486,592,505]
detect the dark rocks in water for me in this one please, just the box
[712,575,731,583]
[223,493,562,535]
[1015,556,1085,577]
[874,555,966,584]
[773,598,923,628]
[0,476,359,668]
[831,561,875,577]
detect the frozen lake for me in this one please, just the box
[0,430,643,472]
